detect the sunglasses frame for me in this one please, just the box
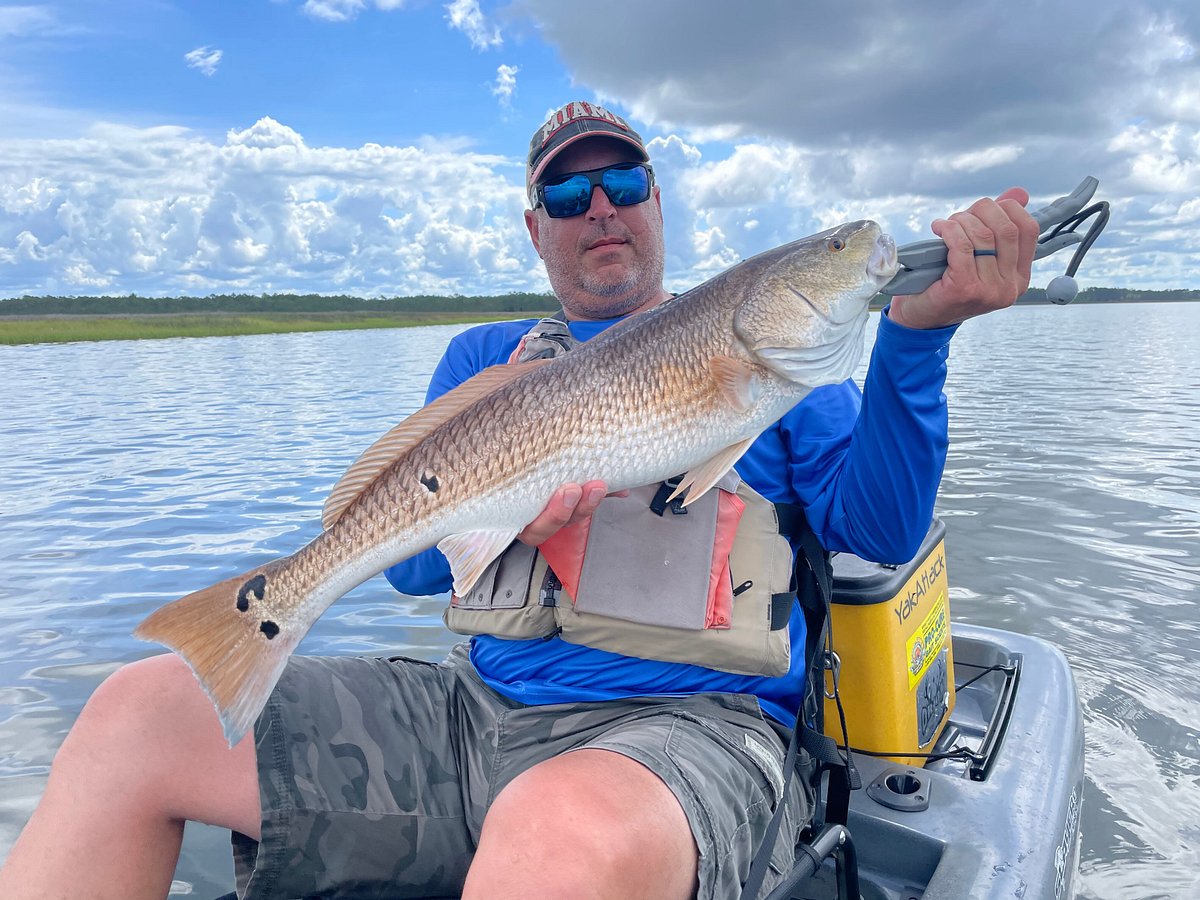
[533,162,656,219]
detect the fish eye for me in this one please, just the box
[827,238,846,252]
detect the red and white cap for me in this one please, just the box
[526,101,649,203]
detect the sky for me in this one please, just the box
[1,0,1198,299]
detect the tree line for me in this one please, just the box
[0,292,559,316]
[1015,287,1200,304]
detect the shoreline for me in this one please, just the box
[2,297,1195,347]
[0,310,549,346]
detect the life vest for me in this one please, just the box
[441,313,810,677]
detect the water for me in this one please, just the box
[0,305,1197,898]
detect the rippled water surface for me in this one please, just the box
[1,305,1197,898]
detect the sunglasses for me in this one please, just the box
[533,163,655,218]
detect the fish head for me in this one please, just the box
[733,220,898,388]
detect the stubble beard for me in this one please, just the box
[544,223,666,320]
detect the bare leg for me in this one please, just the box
[463,748,699,900]
[0,654,260,900]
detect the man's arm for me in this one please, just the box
[789,190,1039,563]
[789,312,956,564]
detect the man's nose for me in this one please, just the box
[586,186,617,220]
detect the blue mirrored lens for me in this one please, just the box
[540,164,651,218]
[601,166,649,206]
[542,176,593,218]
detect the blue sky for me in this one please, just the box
[2,0,1199,297]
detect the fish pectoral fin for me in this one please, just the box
[707,355,760,413]
[438,529,521,596]
[666,438,754,507]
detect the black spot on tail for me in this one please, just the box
[260,620,280,639]
[237,574,266,612]
[420,470,439,492]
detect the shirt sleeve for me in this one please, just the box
[788,309,958,564]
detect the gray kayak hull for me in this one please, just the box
[796,623,1084,900]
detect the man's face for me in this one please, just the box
[524,138,668,321]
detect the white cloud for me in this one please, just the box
[509,0,1200,290]
[683,145,806,209]
[1108,122,1200,192]
[4,1,1200,296]
[492,64,519,106]
[927,145,1025,174]
[0,119,535,297]
[0,5,56,39]
[300,0,408,21]
[1,113,1196,298]
[302,0,366,22]
[184,46,223,77]
[1134,13,1196,71]
[515,2,1200,192]
[446,0,501,50]
[226,117,306,150]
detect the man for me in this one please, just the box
[0,101,1038,899]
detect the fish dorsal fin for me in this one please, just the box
[708,355,760,413]
[438,529,521,596]
[321,359,551,530]
[666,437,754,507]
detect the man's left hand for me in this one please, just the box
[887,188,1041,331]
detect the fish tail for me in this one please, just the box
[133,564,308,747]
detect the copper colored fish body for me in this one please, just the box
[135,220,900,745]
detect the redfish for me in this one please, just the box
[136,221,899,745]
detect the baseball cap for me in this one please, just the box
[526,101,649,203]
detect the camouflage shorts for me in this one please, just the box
[231,644,811,899]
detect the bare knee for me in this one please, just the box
[53,653,259,833]
[467,750,697,899]
[67,654,213,757]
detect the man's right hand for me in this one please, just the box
[517,480,624,546]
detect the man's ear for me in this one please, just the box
[524,208,543,258]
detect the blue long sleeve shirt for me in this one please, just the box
[385,311,956,723]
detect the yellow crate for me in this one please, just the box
[823,520,955,765]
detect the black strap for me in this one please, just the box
[649,476,689,517]
[742,695,807,900]
[741,506,861,900]
[790,506,861,823]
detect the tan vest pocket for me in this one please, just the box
[442,541,557,639]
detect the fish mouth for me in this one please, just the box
[868,233,899,281]
[782,231,897,328]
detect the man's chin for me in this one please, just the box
[581,270,639,299]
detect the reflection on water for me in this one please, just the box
[1,306,1198,898]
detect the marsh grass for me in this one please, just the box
[0,311,546,346]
